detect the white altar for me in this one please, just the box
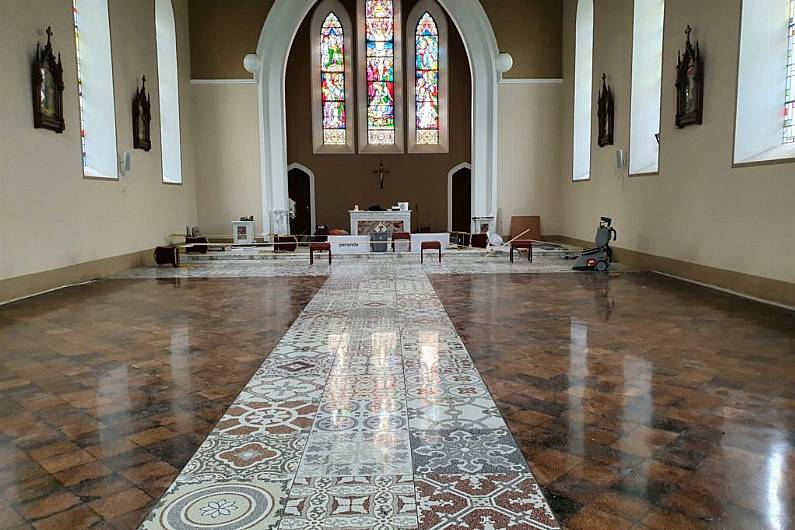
[350,210,411,236]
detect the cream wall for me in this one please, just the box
[191,82,263,236]
[559,0,795,285]
[0,0,198,284]
[497,81,563,236]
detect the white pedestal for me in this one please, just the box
[231,221,256,244]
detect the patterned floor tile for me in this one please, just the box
[411,429,527,475]
[280,475,418,530]
[215,399,317,438]
[414,474,559,530]
[140,478,290,530]
[314,397,408,432]
[242,376,326,403]
[407,396,505,431]
[298,430,412,477]
[180,435,305,481]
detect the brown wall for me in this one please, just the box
[286,0,471,232]
[480,0,561,78]
[189,0,562,79]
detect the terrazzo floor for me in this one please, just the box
[138,260,560,529]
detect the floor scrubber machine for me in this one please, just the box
[573,217,617,271]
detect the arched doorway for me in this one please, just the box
[448,162,472,232]
[287,163,316,236]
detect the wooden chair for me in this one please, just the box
[420,241,442,263]
[392,231,411,252]
[510,240,533,263]
[274,235,298,253]
[309,242,331,265]
[470,233,489,249]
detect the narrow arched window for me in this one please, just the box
[155,0,182,184]
[784,0,795,144]
[629,0,665,175]
[72,0,118,179]
[407,1,448,153]
[573,0,593,181]
[734,0,795,163]
[358,0,403,153]
[311,0,355,153]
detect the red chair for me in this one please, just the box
[274,235,298,253]
[392,231,411,252]
[309,242,331,265]
[510,240,533,263]
[420,241,442,263]
[470,233,489,248]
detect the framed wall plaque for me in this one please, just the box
[597,73,614,147]
[32,27,65,133]
[132,75,152,151]
[675,26,704,129]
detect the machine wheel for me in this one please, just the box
[595,260,609,272]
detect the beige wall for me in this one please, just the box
[0,0,198,286]
[192,82,263,236]
[497,81,563,236]
[559,0,795,286]
[188,0,562,80]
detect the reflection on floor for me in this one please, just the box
[0,277,324,529]
[139,261,559,530]
[431,272,795,530]
[113,254,619,279]
[2,259,792,530]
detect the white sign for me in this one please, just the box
[328,235,371,254]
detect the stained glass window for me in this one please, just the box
[72,0,87,166]
[784,0,795,144]
[415,12,439,145]
[321,13,347,145]
[365,0,396,145]
[71,0,118,178]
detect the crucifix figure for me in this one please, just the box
[373,155,390,191]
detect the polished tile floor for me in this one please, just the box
[0,277,325,529]
[139,261,558,530]
[2,260,793,529]
[431,272,795,530]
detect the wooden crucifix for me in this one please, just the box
[373,155,390,191]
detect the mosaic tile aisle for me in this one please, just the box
[139,261,560,530]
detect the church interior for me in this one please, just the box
[1,0,794,529]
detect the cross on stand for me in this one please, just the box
[373,155,390,191]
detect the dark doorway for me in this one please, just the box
[451,167,471,232]
[288,167,312,236]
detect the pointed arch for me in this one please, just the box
[311,0,355,153]
[407,0,449,153]
[249,0,500,235]
[287,163,317,233]
[447,162,472,231]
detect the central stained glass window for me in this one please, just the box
[321,13,346,145]
[415,12,439,145]
[365,0,396,145]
